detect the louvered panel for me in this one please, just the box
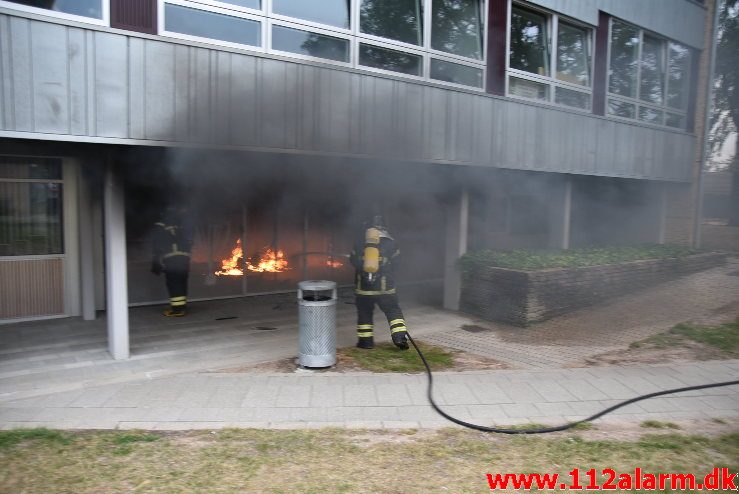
[111,0,157,35]
[0,258,64,319]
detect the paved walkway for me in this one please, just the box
[1,259,737,430]
[1,360,737,430]
[424,257,739,368]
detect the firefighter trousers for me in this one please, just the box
[355,293,407,338]
[164,255,190,312]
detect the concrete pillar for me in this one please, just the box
[78,165,96,321]
[104,162,130,360]
[443,188,469,311]
[549,177,572,249]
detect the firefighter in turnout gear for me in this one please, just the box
[151,205,194,317]
[349,215,409,350]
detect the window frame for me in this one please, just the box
[505,1,594,112]
[160,0,267,52]
[0,0,109,26]
[605,17,691,131]
[0,158,65,259]
[156,0,487,90]
[268,18,353,68]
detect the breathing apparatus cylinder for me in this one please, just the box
[363,228,381,282]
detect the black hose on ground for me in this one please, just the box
[406,332,739,435]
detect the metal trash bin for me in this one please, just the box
[298,280,337,368]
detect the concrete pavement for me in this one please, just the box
[1,360,736,430]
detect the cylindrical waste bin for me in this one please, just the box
[298,280,337,368]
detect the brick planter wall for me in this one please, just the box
[460,252,727,326]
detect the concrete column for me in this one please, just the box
[549,177,572,250]
[104,162,130,360]
[78,165,96,321]
[443,188,469,311]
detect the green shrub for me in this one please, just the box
[460,244,699,273]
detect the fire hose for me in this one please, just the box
[405,332,739,435]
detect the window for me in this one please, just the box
[360,0,422,46]
[164,3,261,47]
[359,43,422,76]
[0,158,64,257]
[1,0,104,21]
[431,0,484,60]
[507,4,592,110]
[160,0,486,87]
[6,0,102,18]
[607,19,692,130]
[272,0,350,29]
[272,25,350,62]
[430,58,483,88]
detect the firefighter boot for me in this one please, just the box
[163,306,186,317]
[356,336,374,349]
[392,330,409,350]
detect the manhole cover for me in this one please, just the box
[254,326,278,331]
[461,324,492,333]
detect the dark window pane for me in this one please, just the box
[608,99,636,118]
[272,25,349,62]
[165,3,261,46]
[509,6,549,75]
[667,42,691,110]
[509,77,548,101]
[555,87,590,109]
[430,59,482,87]
[0,182,64,256]
[640,34,665,104]
[431,0,484,59]
[665,113,685,129]
[557,21,590,86]
[638,106,664,124]
[273,0,350,29]
[360,0,422,45]
[216,0,260,9]
[0,157,62,180]
[5,0,102,19]
[608,20,639,97]
[359,43,422,75]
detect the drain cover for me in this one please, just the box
[461,324,492,333]
[254,326,278,331]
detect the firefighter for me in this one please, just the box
[151,204,193,317]
[349,215,409,350]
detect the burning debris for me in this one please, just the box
[215,239,290,276]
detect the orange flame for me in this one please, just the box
[326,259,343,268]
[248,247,289,273]
[215,239,290,276]
[215,239,245,276]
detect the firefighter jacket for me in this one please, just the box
[350,230,399,295]
[152,212,193,263]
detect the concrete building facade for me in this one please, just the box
[0,0,716,359]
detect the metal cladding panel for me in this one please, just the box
[526,0,706,48]
[95,32,128,138]
[144,40,176,141]
[30,22,69,134]
[67,27,88,135]
[8,16,33,132]
[0,15,697,182]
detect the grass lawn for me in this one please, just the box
[0,428,737,493]
[339,342,454,372]
[630,318,739,357]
